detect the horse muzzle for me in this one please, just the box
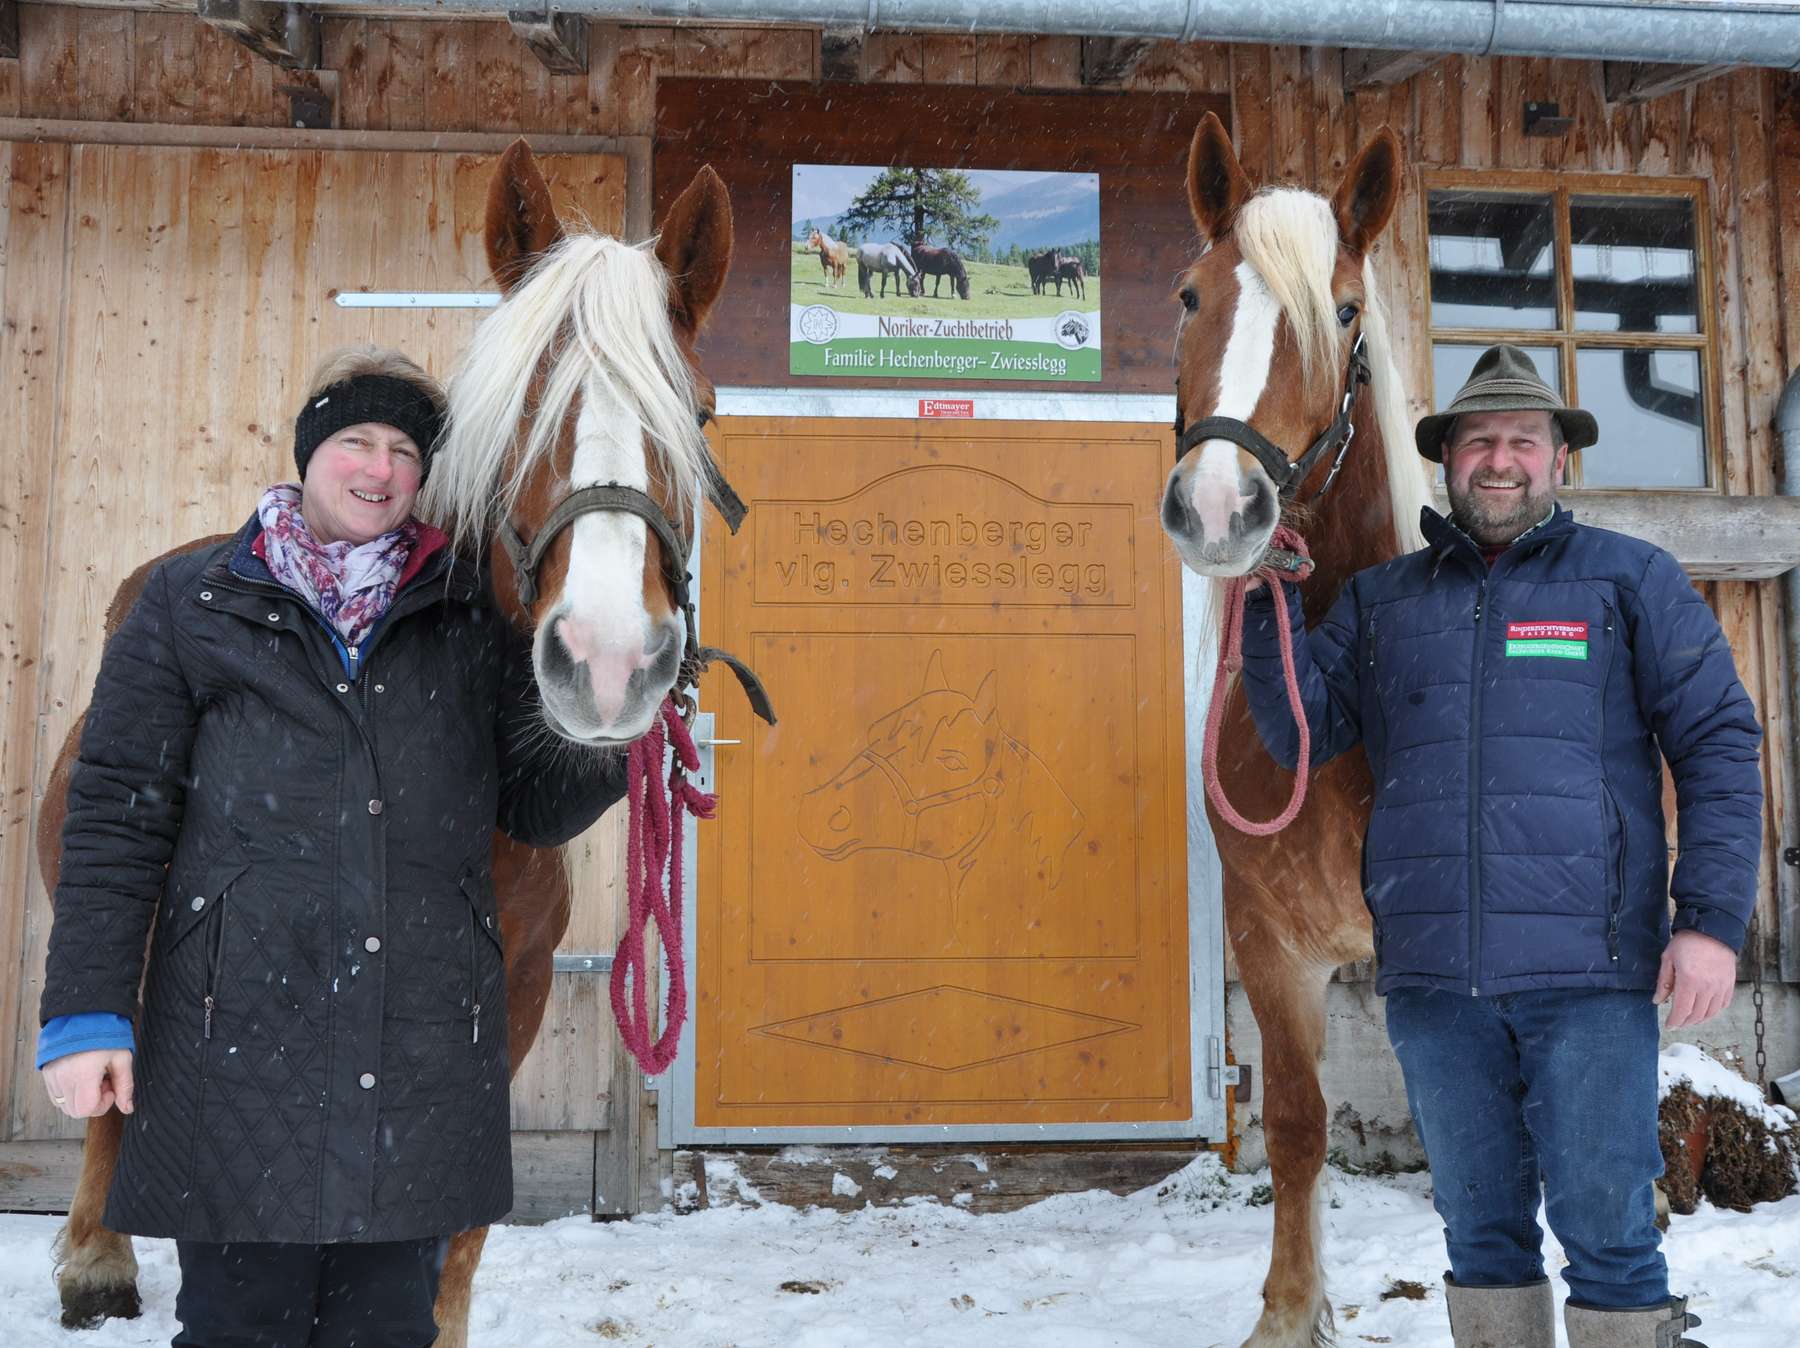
[535,610,683,743]
[1160,456,1278,577]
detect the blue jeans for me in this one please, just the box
[1385,986,1666,1309]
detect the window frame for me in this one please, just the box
[1420,168,1721,493]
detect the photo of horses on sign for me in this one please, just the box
[789,163,1102,381]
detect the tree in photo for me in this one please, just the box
[838,168,1000,252]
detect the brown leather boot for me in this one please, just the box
[1564,1296,1708,1347]
[1444,1276,1555,1348]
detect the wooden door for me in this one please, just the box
[1,142,625,1141]
[694,418,1190,1130]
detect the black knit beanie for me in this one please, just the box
[293,375,445,483]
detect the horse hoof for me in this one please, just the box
[60,1283,143,1330]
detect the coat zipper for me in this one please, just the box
[203,890,230,1041]
[1467,576,1489,996]
[1597,597,1622,962]
[469,914,483,1045]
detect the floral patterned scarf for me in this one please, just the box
[256,483,417,649]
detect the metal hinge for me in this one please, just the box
[1207,1037,1254,1102]
[1783,846,1800,867]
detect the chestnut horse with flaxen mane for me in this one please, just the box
[36,141,738,1348]
[1161,114,1431,1346]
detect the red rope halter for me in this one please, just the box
[1202,524,1315,836]
[612,698,714,1075]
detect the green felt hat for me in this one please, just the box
[1415,343,1598,462]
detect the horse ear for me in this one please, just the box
[923,650,948,692]
[486,139,564,295]
[971,671,997,722]
[655,165,734,337]
[1187,111,1253,244]
[1330,126,1403,258]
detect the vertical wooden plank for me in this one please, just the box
[0,43,19,121]
[920,35,978,86]
[1414,56,1461,169]
[861,34,924,85]
[1229,44,1273,181]
[468,19,525,132]
[1729,70,1781,498]
[609,27,656,138]
[1497,56,1553,170]
[1777,77,1800,368]
[1122,41,1232,94]
[975,35,1030,89]
[1027,36,1081,90]
[1268,44,1309,185]
[1711,582,1776,939]
[74,8,132,123]
[1459,55,1498,168]
[129,11,195,126]
[1688,71,1754,498]
[19,1,78,121]
[0,142,71,1142]
[1637,88,1688,177]
[423,22,469,132]
[1309,48,1351,188]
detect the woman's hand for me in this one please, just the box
[42,1048,134,1118]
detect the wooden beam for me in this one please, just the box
[196,0,319,72]
[1432,488,1800,580]
[508,9,588,76]
[1080,36,1157,87]
[1604,61,1734,105]
[1342,48,1444,92]
[1,0,19,63]
[820,26,864,84]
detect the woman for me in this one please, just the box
[37,347,624,1346]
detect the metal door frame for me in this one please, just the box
[660,387,1227,1146]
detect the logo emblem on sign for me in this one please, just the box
[1505,620,1589,660]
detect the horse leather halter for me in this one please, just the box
[1174,332,1371,511]
[856,739,1004,868]
[495,429,775,726]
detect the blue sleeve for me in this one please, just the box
[35,1012,135,1070]
[1627,548,1764,951]
[1237,578,1367,771]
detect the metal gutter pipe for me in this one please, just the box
[1778,365,1800,983]
[330,0,1800,71]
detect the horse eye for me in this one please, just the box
[937,750,968,772]
[1179,287,1199,312]
[1336,302,1360,326]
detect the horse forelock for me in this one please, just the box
[423,232,708,549]
[1185,186,1428,556]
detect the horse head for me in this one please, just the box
[1161,111,1402,577]
[798,651,1003,868]
[422,140,732,744]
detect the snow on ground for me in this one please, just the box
[3,1158,1797,1347]
[1662,1042,1797,1136]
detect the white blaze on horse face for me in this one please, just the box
[1185,261,1281,543]
[539,389,684,739]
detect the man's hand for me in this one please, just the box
[1654,930,1737,1030]
[41,1048,134,1118]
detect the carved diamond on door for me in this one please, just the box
[753,985,1134,1073]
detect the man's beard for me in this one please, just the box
[1447,475,1555,547]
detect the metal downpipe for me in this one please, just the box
[1778,367,1800,983]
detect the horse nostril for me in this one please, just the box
[827,806,851,833]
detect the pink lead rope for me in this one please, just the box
[612,697,715,1075]
[1202,524,1316,836]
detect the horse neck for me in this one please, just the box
[1289,383,1404,607]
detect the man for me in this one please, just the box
[1239,344,1761,1348]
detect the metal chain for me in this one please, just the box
[1749,913,1768,1090]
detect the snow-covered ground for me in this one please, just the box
[3,1156,1796,1348]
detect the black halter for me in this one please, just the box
[496,437,776,726]
[1174,333,1371,507]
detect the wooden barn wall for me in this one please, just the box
[3,12,1798,1149]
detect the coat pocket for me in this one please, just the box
[160,859,251,1039]
[458,870,506,1046]
[1599,780,1627,963]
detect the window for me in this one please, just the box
[1424,174,1715,489]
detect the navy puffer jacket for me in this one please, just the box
[1241,506,1762,996]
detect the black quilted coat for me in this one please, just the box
[41,515,626,1243]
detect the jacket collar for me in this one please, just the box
[1422,502,1577,570]
[209,511,483,604]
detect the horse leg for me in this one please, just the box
[1235,925,1335,1348]
[55,1109,141,1329]
[432,1225,489,1348]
